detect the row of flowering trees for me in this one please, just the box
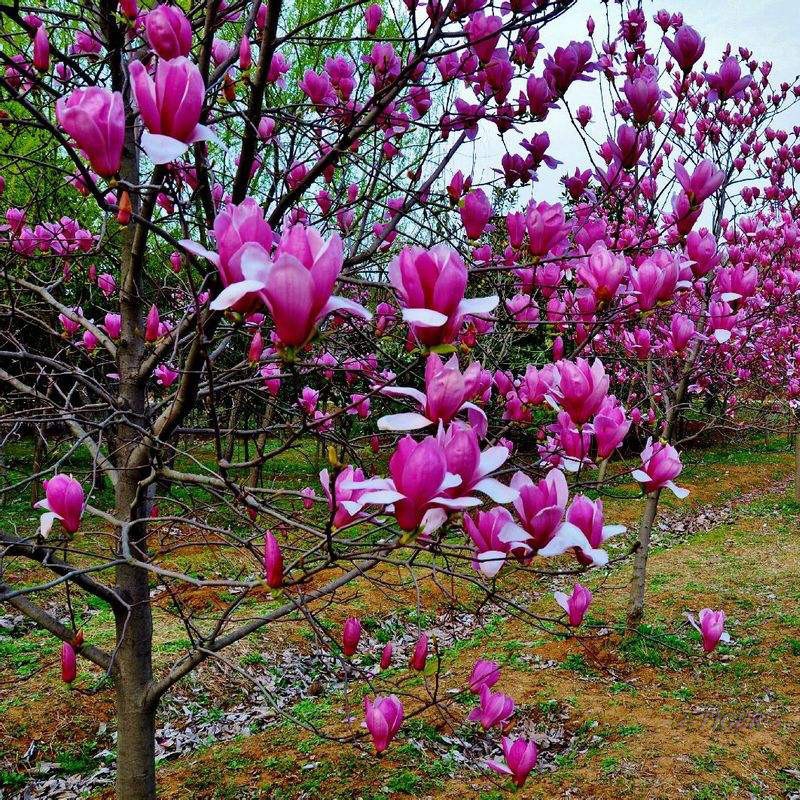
[1,0,800,797]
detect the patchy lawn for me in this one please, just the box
[2,438,799,799]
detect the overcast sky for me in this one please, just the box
[450,0,800,200]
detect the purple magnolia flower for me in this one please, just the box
[364,695,404,753]
[377,353,487,435]
[632,438,688,498]
[687,609,730,653]
[553,583,592,626]
[389,245,497,347]
[486,736,538,787]
[468,684,515,730]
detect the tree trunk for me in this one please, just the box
[627,488,662,630]
[115,571,156,800]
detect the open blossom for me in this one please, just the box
[154,363,179,387]
[554,583,592,626]
[209,224,370,347]
[34,474,84,537]
[536,493,618,567]
[438,422,517,504]
[632,438,689,498]
[319,465,372,528]
[487,736,538,787]
[181,199,274,314]
[465,507,515,578]
[468,684,515,730]
[500,468,569,553]
[674,159,725,204]
[129,56,213,164]
[364,695,404,753]
[389,245,497,347]
[55,88,124,177]
[687,608,730,653]
[377,353,487,435]
[344,435,481,534]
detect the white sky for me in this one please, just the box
[450,0,800,200]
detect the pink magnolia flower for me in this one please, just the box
[81,330,99,352]
[536,493,617,567]
[438,422,517,503]
[180,199,274,314]
[209,224,370,348]
[97,273,116,298]
[487,736,537,787]
[102,312,122,339]
[409,633,429,670]
[342,616,362,656]
[553,582,592,626]
[55,88,124,177]
[500,468,569,553]
[525,200,570,258]
[664,25,705,73]
[707,300,738,343]
[365,4,383,35]
[687,608,730,653]
[34,474,84,536]
[145,304,161,342]
[346,436,481,534]
[299,68,336,108]
[469,659,500,693]
[674,159,725,204]
[542,411,593,473]
[319,465,373,528]
[460,188,492,239]
[61,642,77,683]
[548,358,609,425]
[364,695,404,753]
[632,437,689,498]
[377,353,487,435]
[465,12,502,62]
[145,4,192,59]
[465,507,516,578]
[593,396,631,460]
[299,487,315,509]
[263,530,283,588]
[576,242,628,302]
[705,56,751,102]
[129,56,213,164]
[468,684,514,730]
[33,25,50,72]
[379,643,393,670]
[389,245,497,347]
[562,496,624,563]
[154,363,179,387]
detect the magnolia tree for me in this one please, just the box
[1,0,800,797]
